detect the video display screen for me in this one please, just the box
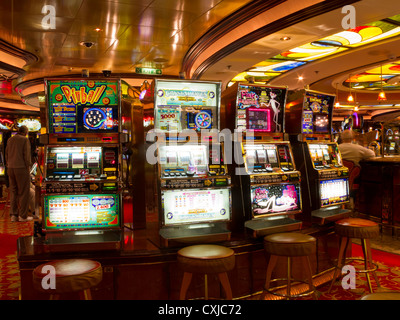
[314,113,329,133]
[44,194,120,230]
[161,188,231,226]
[47,80,119,134]
[320,178,349,207]
[79,106,118,132]
[251,184,301,217]
[246,108,271,131]
[187,110,213,130]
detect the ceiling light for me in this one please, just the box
[378,90,387,101]
[335,83,340,108]
[378,64,387,101]
[347,94,354,102]
[298,76,304,80]
[94,28,102,32]
[347,73,354,103]
[280,36,291,41]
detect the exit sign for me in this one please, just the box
[135,67,162,75]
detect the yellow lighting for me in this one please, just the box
[378,90,387,100]
[347,94,354,102]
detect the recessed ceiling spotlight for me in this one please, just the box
[79,41,95,48]
[298,76,304,80]
[280,36,291,41]
[94,27,102,32]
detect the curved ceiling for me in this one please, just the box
[0,0,399,123]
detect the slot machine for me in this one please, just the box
[152,79,231,247]
[222,83,302,237]
[39,78,129,252]
[285,90,350,225]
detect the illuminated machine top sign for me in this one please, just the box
[154,80,220,132]
[301,91,334,135]
[46,79,119,134]
[235,84,287,133]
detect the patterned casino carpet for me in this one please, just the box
[317,244,400,300]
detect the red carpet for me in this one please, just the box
[0,233,20,257]
[316,243,400,300]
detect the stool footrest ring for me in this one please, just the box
[333,257,378,274]
[264,278,316,299]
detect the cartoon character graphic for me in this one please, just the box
[267,91,281,132]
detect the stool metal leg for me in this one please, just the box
[79,289,92,300]
[365,239,380,287]
[361,238,373,293]
[260,255,278,300]
[287,257,291,300]
[302,256,317,300]
[218,272,233,300]
[180,272,193,300]
[204,274,208,300]
[328,236,348,293]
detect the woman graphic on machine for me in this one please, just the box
[267,91,281,132]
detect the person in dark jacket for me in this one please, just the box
[5,125,33,222]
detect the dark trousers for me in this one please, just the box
[8,167,30,219]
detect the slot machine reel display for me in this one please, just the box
[153,79,231,246]
[41,79,126,251]
[286,90,350,225]
[222,83,303,237]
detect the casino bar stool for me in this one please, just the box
[361,292,400,300]
[260,232,317,300]
[329,218,380,293]
[177,244,235,300]
[32,259,103,300]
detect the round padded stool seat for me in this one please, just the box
[33,259,102,294]
[178,244,235,274]
[361,292,400,300]
[335,218,379,239]
[264,232,316,257]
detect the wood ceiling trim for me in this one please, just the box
[186,0,360,81]
[0,39,38,65]
[181,0,285,78]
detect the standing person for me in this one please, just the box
[338,129,375,166]
[5,125,33,222]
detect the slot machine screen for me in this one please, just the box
[314,113,329,133]
[161,188,231,226]
[246,108,271,131]
[251,184,301,218]
[187,110,213,130]
[44,194,120,230]
[319,178,349,207]
[46,146,108,177]
[77,106,118,132]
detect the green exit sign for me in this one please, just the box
[135,67,162,75]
